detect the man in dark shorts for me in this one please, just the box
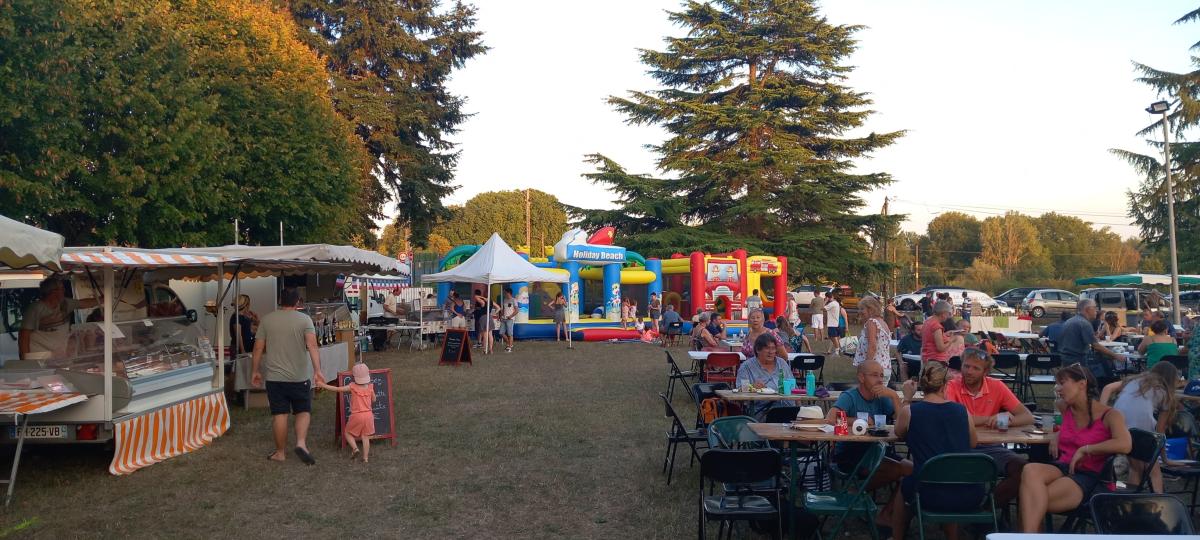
[252,288,322,464]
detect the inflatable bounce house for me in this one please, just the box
[434,228,788,341]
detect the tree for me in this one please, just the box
[286,0,487,247]
[0,0,369,246]
[1113,7,1200,272]
[960,260,1003,294]
[377,222,408,258]
[433,189,568,249]
[573,0,903,283]
[922,212,981,280]
[979,212,1051,279]
[1032,213,1101,279]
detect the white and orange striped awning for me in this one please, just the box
[0,391,88,415]
[110,392,229,475]
[61,248,224,268]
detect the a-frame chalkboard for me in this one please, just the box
[439,328,472,366]
[334,368,397,447]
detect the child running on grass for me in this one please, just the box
[319,363,375,463]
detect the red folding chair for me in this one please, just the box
[704,353,741,386]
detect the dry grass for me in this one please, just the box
[0,338,871,540]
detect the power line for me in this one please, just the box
[891,198,1128,218]
[891,199,1134,227]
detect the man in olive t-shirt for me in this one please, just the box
[252,288,322,464]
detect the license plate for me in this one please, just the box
[9,425,69,439]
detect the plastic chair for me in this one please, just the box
[791,354,825,384]
[665,351,697,402]
[698,449,783,540]
[1090,493,1195,535]
[659,392,708,485]
[707,416,765,449]
[1023,353,1061,403]
[805,442,886,540]
[1125,428,1166,493]
[704,353,741,386]
[912,453,998,540]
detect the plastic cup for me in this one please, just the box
[856,412,869,423]
[874,414,887,428]
[997,412,1010,432]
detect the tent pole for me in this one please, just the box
[217,261,225,390]
[103,265,114,423]
[486,281,492,355]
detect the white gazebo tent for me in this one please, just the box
[423,233,567,353]
[0,215,64,272]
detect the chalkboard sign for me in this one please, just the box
[334,368,396,447]
[439,328,472,366]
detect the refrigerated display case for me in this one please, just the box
[27,315,215,424]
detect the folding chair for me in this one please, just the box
[791,354,825,385]
[912,453,998,540]
[1124,428,1165,494]
[659,392,708,485]
[691,382,730,429]
[805,442,886,540]
[707,416,765,450]
[1090,493,1195,535]
[699,449,783,539]
[1161,354,1189,375]
[990,353,1023,399]
[665,351,698,402]
[665,321,684,346]
[1023,353,1061,403]
[704,353,740,386]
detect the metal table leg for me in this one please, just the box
[788,441,798,540]
[4,414,27,506]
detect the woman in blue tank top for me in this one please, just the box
[887,361,982,539]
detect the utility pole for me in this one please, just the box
[525,188,532,251]
[914,243,921,288]
[881,197,889,297]
[233,218,239,245]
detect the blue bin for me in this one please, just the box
[1166,437,1189,460]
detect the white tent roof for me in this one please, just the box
[175,244,408,276]
[0,215,64,271]
[423,233,567,284]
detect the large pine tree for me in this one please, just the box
[575,0,902,281]
[286,0,486,247]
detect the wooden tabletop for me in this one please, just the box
[716,389,840,402]
[748,423,1052,446]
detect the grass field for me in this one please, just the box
[0,338,863,539]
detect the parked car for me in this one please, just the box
[893,287,998,312]
[789,284,833,307]
[994,287,1050,308]
[1167,291,1200,312]
[1079,287,1190,326]
[1020,289,1079,318]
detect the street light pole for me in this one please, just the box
[1149,101,1182,325]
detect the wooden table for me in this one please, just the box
[716,389,842,412]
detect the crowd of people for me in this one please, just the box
[687,290,1194,537]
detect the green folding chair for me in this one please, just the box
[707,416,765,449]
[805,442,886,540]
[913,453,998,540]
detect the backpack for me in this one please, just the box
[700,397,743,424]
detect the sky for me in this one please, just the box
[432,0,1199,239]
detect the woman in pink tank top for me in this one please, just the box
[1017,363,1131,533]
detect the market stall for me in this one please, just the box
[7,247,232,476]
[166,245,406,404]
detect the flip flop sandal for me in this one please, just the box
[294,447,316,465]
[349,448,360,460]
[266,451,284,462]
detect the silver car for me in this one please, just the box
[1020,289,1079,318]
